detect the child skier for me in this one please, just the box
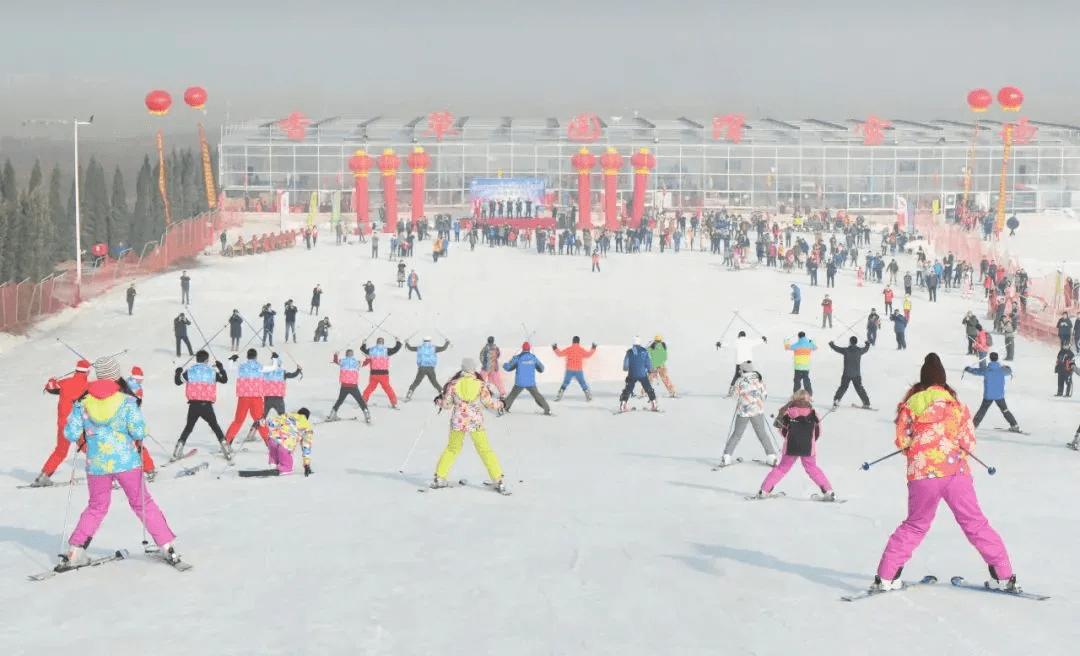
[479,336,506,396]
[59,357,180,570]
[871,352,1017,593]
[648,335,677,397]
[619,337,658,412]
[754,390,834,499]
[32,359,91,487]
[360,337,403,407]
[720,362,777,466]
[432,358,509,494]
[263,409,314,476]
[552,336,597,401]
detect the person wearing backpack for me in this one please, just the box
[752,390,834,500]
[1055,345,1075,397]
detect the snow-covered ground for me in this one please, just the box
[1,224,1078,655]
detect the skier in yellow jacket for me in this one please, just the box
[432,358,510,494]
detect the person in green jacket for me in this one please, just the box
[648,335,677,397]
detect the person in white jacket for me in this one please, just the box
[717,331,768,395]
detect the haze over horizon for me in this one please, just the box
[2,0,1078,143]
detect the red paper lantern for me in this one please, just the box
[630,148,656,173]
[406,147,431,173]
[184,86,208,110]
[966,88,992,113]
[145,89,172,115]
[348,150,372,177]
[997,86,1024,112]
[571,149,596,173]
[600,148,624,174]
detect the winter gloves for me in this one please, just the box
[229,355,239,362]
[591,343,598,349]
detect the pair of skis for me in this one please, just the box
[28,546,193,582]
[840,575,1048,602]
[418,478,513,496]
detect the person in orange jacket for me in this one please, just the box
[552,336,597,401]
[883,286,895,315]
[31,359,92,487]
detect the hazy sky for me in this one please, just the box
[2,0,1077,139]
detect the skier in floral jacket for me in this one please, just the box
[432,358,508,494]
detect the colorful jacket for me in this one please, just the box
[479,344,501,372]
[783,337,817,371]
[504,352,544,386]
[963,362,1012,400]
[338,356,361,386]
[125,376,144,403]
[895,386,974,482]
[262,361,301,397]
[408,340,448,367]
[734,372,766,418]
[64,381,147,476]
[236,359,264,397]
[360,341,402,375]
[623,345,652,378]
[44,371,89,425]
[648,341,668,368]
[177,362,227,403]
[439,373,501,433]
[267,412,314,466]
[554,343,596,371]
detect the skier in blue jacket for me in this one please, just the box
[790,284,801,314]
[619,336,658,411]
[502,342,551,414]
[404,336,450,401]
[964,352,1021,432]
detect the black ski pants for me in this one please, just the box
[504,385,551,413]
[972,398,1017,428]
[178,401,227,445]
[175,334,193,357]
[793,370,813,395]
[332,385,368,412]
[408,367,441,394]
[263,396,286,418]
[834,375,870,406]
[619,375,657,403]
[1057,372,1073,397]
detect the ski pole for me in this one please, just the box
[860,449,903,471]
[832,314,867,342]
[962,448,997,475]
[715,311,740,348]
[186,309,217,360]
[180,324,227,367]
[57,447,81,557]
[56,337,87,360]
[399,407,436,474]
[358,312,397,339]
[521,322,535,341]
[734,310,765,338]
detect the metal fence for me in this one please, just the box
[0,210,242,334]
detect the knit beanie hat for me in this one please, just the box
[131,366,144,380]
[521,342,531,351]
[461,358,477,372]
[93,357,121,381]
[75,360,91,373]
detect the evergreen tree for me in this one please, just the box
[13,187,47,282]
[47,166,65,264]
[131,156,153,249]
[1,159,15,204]
[110,166,129,253]
[82,157,110,250]
[28,160,43,195]
[0,193,10,282]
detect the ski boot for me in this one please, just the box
[492,478,510,495]
[765,453,779,466]
[161,543,182,565]
[584,388,592,402]
[171,441,186,460]
[719,454,732,467]
[55,546,90,572]
[862,403,872,409]
[989,567,1021,593]
[1008,425,1022,433]
[554,389,564,402]
[405,389,414,402]
[145,470,157,483]
[363,409,372,424]
[832,399,840,410]
[619,401,629,413]
[218,440,233,462]
[869,575,903,593]
[30,473,54,488]
[326,409,339,422]
[649,400,658,412]
[819,489,836,502]
[430,476,451,489]
[1069,435,1080,450]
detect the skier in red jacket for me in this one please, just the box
[31,360,91,487]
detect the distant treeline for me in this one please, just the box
[0,148,217,284]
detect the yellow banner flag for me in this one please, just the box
[198,123,217,209]
[156,129,171,223]
[308,191,318,227]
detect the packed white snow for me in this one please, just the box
[0,216,1078,655]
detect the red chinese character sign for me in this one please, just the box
[567,114,602,143]
[376,149,400,234]
[712,114,745,144]
[348,150,372,230]
[1003,117,1037,145]
[423,111,460,142]
[407,147,431,228]
[855,116,891,146]
[570,148,596,230]
[629,148,656,228]
[278,112,311,141]
[600,148,624,230]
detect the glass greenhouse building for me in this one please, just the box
[218,115,1080,216]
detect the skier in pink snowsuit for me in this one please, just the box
[478,336,506,396]
[871,353,1018,593]
[757,390,834,498]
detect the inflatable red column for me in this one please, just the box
[407,146,431,233]
[600,148,624,230]
[629,148,656,228]
[570,148,596,230]
[347,149,372,233]
[376,149,400,233]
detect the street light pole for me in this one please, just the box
[24,116,93,296]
